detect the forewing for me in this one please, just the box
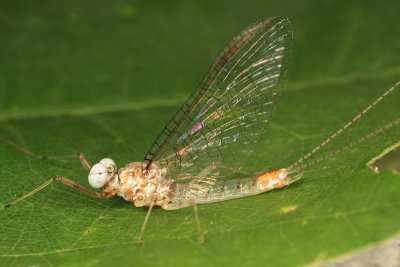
[142,17,292,183]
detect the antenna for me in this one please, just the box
[287,80,400,172]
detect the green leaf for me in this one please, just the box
[1,1,399,266]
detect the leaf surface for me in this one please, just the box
[1,1,399,266]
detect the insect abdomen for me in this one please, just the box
[164,169,293,210]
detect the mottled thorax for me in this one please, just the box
[106,162,174,207]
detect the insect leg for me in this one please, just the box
[135,196,156,244]
[192,201,206,243]
[0,134,91,171]
[2,175,110,209]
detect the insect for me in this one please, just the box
[1,17,399,243]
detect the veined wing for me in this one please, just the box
[142,17,292,183]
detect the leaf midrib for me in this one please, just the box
[1,67,399,123]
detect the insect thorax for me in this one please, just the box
[107,162,173,207]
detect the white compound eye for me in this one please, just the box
[88,163,108,188]
[100,158,117,173]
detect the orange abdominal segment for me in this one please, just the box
[255,169,290,190]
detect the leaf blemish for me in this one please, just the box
[281,205,298,214]
[367,141,400,175]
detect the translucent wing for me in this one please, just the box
[142,17,292,188]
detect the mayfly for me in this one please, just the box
[1,17,399,243]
